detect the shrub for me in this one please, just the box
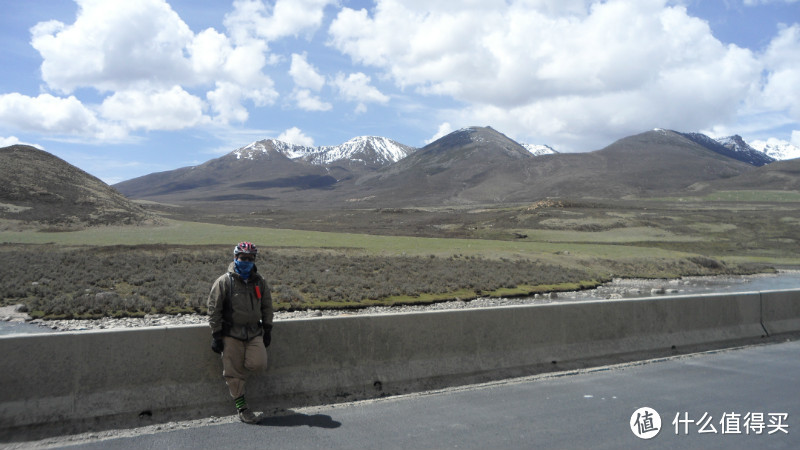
[0,244,597,318]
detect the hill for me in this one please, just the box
[351,126,536,205]
[524,129,756,198]
[0,145,159,230]
[690,157,800,192]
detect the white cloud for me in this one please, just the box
[100,86,208,131]
[290,53,326,91]
[328,0,780,150]
[207,80,279,124]
[224,0,336,44]
[793,130,800,147]
[30,0,283,95]
[426,122,454,144]
[292,89,333,111]
[757,25,800,121]
[18,0,289,141]
[0,92,126,141]
[288,53,331,111]
[0,136,22,147]
[188,28,234,80]
[278,127,315,146]
[30,0,194,93]
[332,72,389,113]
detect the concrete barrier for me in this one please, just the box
[1,290,797,441]
[761,288,800,335]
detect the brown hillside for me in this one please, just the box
[0,145,159,230]
[690,157,800,192]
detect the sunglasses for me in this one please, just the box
[237,255,255,262]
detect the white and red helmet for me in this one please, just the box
[233,241,258,257]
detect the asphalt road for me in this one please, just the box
[29,339,800,450]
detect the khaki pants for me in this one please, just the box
[222,336,268,399]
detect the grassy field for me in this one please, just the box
[0,218,696,261]
[2,192,799,318]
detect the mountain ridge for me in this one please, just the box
[235,135,415,170]
[111,127,781,208]
[679,131,775,166]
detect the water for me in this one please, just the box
[553,270,800,301]
[0,320,55,336]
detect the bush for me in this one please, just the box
[1,244,598,318]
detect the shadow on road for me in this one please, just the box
[258,411,341,429]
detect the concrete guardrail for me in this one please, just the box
[1,289,798,441]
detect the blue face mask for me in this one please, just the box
[234,259,254,279]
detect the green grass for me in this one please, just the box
[0,219,692,261]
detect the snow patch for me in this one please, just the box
[521,143,558,156]
[231,136,414,166]
[750,138,800,161]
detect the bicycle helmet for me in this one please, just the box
[233,241,258,257]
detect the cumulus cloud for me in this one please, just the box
[328,0,791,149]
[292,89,333,111]
[100,86,208,131]
[757,24,800,121]
[207,81,279,124]
[287,53,332,111]
[332,72,389,113]
[0,92,126,141]
[224,0,337,44]
[290,53,326,91]
[278,126,315,146]
[6,0,799,153]
[21,0,289,140]
[30,0,194,93]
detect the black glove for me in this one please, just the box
[211,332,224,354]
[262,325,272,348]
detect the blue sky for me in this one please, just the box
[0,0,798,184]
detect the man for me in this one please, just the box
[208,241,273,424]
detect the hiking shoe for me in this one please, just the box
[238,408,259,424]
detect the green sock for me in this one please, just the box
[235,396,247,411]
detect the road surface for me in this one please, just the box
[16,338,800,449]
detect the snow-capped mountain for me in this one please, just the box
[234,136,415,168]
[750,138,800,161]
[521,143,558,156]
[669,132,772,166]
[712,134,775,166]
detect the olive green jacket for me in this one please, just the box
[208,262,273,341]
